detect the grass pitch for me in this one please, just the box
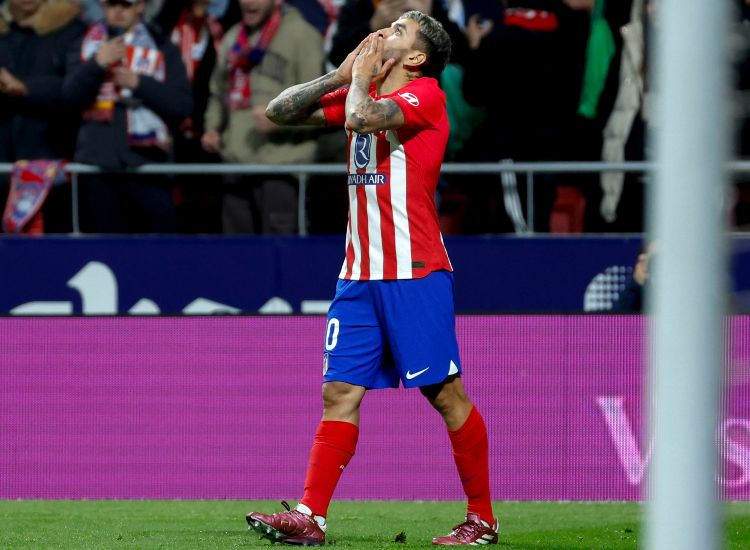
[1,500,749,549]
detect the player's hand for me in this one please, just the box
[352,33,396,83]
[633,253,649,286]
[201,129,223,153]
[112,67,139,90]
[465,14,493,50]
[95,36,126,69]
[369,0,406,31]
[334,35,370,86]
[633,242,657,286]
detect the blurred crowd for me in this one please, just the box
[2,0,750,234]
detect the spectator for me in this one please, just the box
[0,0,85,232]
[612,241,655,312]
[562,0,632,232]
[318,0,345,68]
[599,0,651,232]
[458,0,590,234]
[732,0,750,229]
[286,0,329,35]
[80,0,240,24]
[202,0,324,234]
[63,0,193,233]
[153,0,229,233]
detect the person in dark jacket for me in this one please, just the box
[457,0,590,233]
[63,0,192,233]
[0,0,86,231]
[611,241,655,313]
[152,0,227,233]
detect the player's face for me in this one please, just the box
[239,0,281,30]
[379,17,422,64]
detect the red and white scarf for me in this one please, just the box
[81,21,170,150]
[226,7,282,110]
[170,8,223,82]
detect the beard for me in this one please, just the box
[382,47,401,66]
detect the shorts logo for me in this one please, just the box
[398,92,420,106]
[405,366,430,380]
[353,133,372,169]
[323,352,329,375]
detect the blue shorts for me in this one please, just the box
[322,270,462,389]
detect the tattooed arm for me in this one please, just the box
[345,34,403,134]
[265,35,372,126]
[265,71,343,126]
[345,76,404,134]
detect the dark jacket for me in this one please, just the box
[62,23,193,169]
[461,5,589,162]
[611,278,643,313]
[0,0,86,162]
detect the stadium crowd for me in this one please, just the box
[1,0,750,234]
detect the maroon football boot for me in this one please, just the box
[432,513,499,545]
[247,501,326,546]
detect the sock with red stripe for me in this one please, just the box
[448,406,494,525]
[299,420,359,518]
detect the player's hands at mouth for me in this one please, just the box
[352,33,396,84]
[334,35,370,86]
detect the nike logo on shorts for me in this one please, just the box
[405,367,430,380]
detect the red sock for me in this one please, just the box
[448,406,494,525]
[300,420,359,517]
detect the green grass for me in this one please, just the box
[0,500,748,549]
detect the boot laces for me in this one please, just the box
[451,518,484,540]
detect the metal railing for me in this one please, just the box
[1,160,744,235]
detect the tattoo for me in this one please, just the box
[346,76,401,134]
[266,71,343,125]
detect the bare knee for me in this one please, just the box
[421,376,473,430]
[322,381,366,424]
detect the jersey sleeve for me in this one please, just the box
[387,78,445,131]
[320,86,349,127]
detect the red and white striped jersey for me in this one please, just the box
[321,77,452,281]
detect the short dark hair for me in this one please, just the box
[401,10,451,78]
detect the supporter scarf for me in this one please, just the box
[170,8,223,82]
[2,160,67,234]
[80,21,170,150]
[226,7,282,110]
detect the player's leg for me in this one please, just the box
[423,377,498,545]
[421,377,498,545]
[299,381,366,519]
[377,272,497,544]
[248,280,387,546]
[245,382,365,547]
[299,277,390,522]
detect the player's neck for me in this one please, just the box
[376,68,421,97]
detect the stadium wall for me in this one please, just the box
[2,315,749,501]
[2,235,749,313]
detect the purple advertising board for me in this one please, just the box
[1,316,749,500]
